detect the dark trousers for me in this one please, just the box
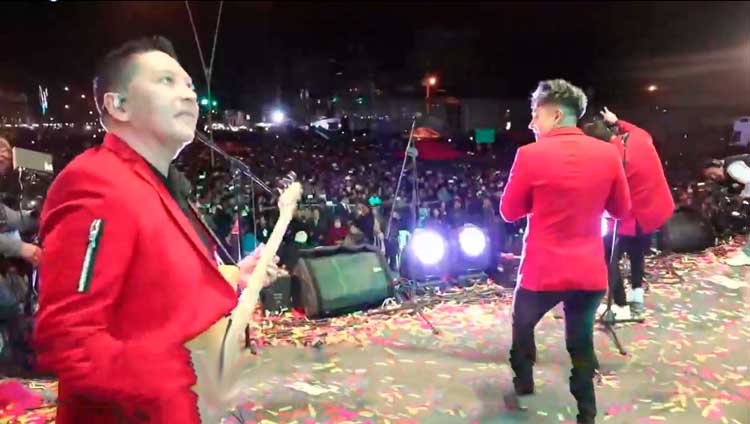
[603,225,651,306]
[510,287,606,422]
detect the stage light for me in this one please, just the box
[458,225,487,257]
[428,76,437,86]
[647,84,658,93]
[271,110,285,124]
[411,229,446,265]
[451,225,491,279]
[400,229,450,282]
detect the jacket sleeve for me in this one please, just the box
[500,147,533,222]
[605,152,632,219]
[616,120,651,145]
[33,170,193,404]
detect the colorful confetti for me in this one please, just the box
[1,236,748,423]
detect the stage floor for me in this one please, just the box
[2,238,749,424]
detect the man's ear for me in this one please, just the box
[553,107,565,125]
[102,92,130,123]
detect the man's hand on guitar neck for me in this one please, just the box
[237,244,287,289]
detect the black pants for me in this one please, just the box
[510,287,606,423]
[603,226,651,306]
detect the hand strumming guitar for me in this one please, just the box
[236,244,288,289]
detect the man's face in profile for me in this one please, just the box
[121,51,199,150]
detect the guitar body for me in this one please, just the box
[187,265,240,354]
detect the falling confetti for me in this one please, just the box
[1,236,748,423]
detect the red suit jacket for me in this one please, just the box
[33,134,237,423]
[500,127,631,291]
[605,120,675,236]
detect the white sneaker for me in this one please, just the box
[611,304,632,320]
[597,303,632,320]
[631,288,644,304]
[625,288,634,304]
[724,251,750,267]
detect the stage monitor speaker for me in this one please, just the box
[293,245,393,318]
[658,207,715,253]
[260,275,293,314]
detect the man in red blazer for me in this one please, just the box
[500,79,631,424]
[584,108,674,316]
[33,36,266,423]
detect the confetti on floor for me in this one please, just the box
[2,235,749,423]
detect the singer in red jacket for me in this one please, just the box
[33,36,258,423]
[584,108,674,315]
[500,80,630,424]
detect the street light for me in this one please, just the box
[424,75,438,114]
[425,75,437,99]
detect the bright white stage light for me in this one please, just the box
[458,226,487,257]
[271,110,285,124]
[411,230,446,265]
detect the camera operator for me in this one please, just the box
[703,154,750,266]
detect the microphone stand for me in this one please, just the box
[194,130,274,196]
[195,130,275,264]
[597,132,644,357]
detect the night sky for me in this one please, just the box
[2,1,749,110]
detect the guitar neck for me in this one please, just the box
[228,214,292,325]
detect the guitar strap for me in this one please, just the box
[187,201,238,266]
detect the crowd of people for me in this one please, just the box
[171,127,520,269]
[3,116,747,272]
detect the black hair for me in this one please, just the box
[702,159,723,170]
[581,118,614,142]
[93,35,178,117]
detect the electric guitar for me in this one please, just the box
[187,176,302,423]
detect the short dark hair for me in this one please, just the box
[702,159,723,170]
[93,35,178,117]
[530,79,588,119]
[581,119,614,142]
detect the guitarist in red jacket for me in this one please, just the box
[33,36,274,423]
[500,79,631,424]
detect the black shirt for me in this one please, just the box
[147,163,214,256]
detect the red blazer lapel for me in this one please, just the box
[101,134,218,269]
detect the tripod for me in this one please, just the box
[394,279,441,335]
[596,132,643,356]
